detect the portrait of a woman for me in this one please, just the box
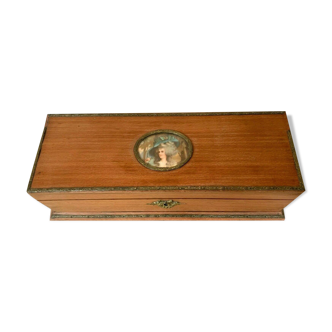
[136,131,192,170]
[146,141,178,167]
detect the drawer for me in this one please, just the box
[41,198,292,213]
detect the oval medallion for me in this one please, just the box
[134,130,193,171]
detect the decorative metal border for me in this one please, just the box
[287,130,305,190]
[27,125,48,192]
[27,112,305,193]
[51,213,284,219]
[47,112,285,117]
[133,129,193,172]
[29,185,303,193]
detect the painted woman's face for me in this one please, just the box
[158,148,166,159]
[135,131,192,170]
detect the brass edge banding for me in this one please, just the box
[28,185,304,193]
[287,130,305,191]
[48,112,286,117]
[52,213,283,219]
[27,124,48,192]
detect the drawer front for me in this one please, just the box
[41,198,292,213]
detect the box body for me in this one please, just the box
[27,112,304,220]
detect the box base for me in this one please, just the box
[50,211,285,223]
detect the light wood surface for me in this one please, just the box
[41,198,292,213]
[31,113,300,189]
[29,189,302,201]
[28,113,304,220]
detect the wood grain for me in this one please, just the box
[29,189,303,200]
[30,113,300,189]
[41,198,292,213]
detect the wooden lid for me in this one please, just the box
[28,112,304,193]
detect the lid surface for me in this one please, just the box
[28,112,304,192]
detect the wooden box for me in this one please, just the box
[27,112,304,220]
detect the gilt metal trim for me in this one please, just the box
[27,124,48,192]
[28,185,304,193]
[147,200,181,209]
[287,130,305,191]
[47,112,286,117]
[51,213,283,219]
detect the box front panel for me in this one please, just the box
[40,198,292,213]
